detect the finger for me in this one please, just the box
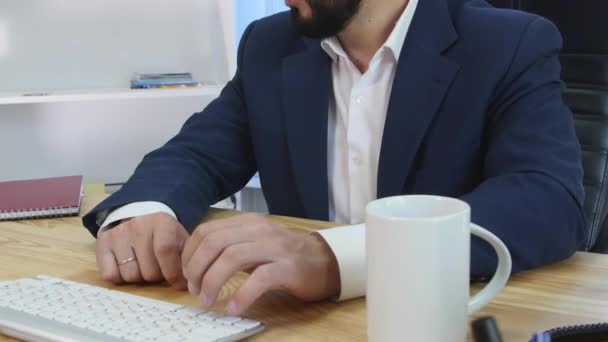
[184,223,271,295]
[182,214,266,266]
[154,226,187,289]
[132,228,163,283]
[96,233,123,284]
[200,242,275,306]
[111,230,143,283]
[182,221,243,267]
[226,263,285,315]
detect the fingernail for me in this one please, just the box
[187,281,194,294]
[200,291,210,306]
[226,301,238,315]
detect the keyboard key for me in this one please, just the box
[189,326,229,339]
[217,315,243,324]
[235,319,262,329]
[138,328,166,340]
[35,275,63,284]
[175,307,207,318]
[106,329,128,339]
[200,311,224,320]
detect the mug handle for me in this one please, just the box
[468,224,512,314]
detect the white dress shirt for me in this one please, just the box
[99,0,418,301]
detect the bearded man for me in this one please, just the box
[84,0,586,315]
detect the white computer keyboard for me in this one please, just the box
[0,275,264,342]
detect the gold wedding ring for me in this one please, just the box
[117,256,137,266]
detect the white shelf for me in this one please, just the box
[0,85,225,105]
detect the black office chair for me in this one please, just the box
[488,0,608,252]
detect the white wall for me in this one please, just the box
[265,0,288,14]
[0,97,213,183]
[0,0,234,92]
[234,0,287,49]
[0,0,236,184]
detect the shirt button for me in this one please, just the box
[356,96,364,104]
[352,156,363,166]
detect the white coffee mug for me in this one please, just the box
[366,195,512,342]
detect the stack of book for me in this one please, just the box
[130,73,203,89]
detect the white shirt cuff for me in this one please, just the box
[316,224,366,301]
[97,202,177,235]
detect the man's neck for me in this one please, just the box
[337,0,409,73]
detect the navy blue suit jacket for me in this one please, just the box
[84,0,587,277]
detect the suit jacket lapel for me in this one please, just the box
[282,40,332,220]
[377,0,461,198]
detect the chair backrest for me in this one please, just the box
[488,0,608,252]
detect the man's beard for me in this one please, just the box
[290,0,363,39]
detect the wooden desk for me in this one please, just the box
[1,192,608,341]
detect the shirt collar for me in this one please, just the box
[321,0,419,62]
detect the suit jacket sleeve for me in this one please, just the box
[463,17,587,277]
[82,22,259,237]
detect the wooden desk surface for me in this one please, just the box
[2,192,608,341]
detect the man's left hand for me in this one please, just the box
[182,213,341,315]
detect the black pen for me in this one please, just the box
[472,317,504,342]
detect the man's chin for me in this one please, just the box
[288,0,362,39]
[291,15,348,39]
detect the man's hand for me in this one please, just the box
[182,214,341,315]
[96,212,189,290]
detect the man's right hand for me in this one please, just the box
[96,212,189,290]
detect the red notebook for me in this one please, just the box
[0,176,84,221]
